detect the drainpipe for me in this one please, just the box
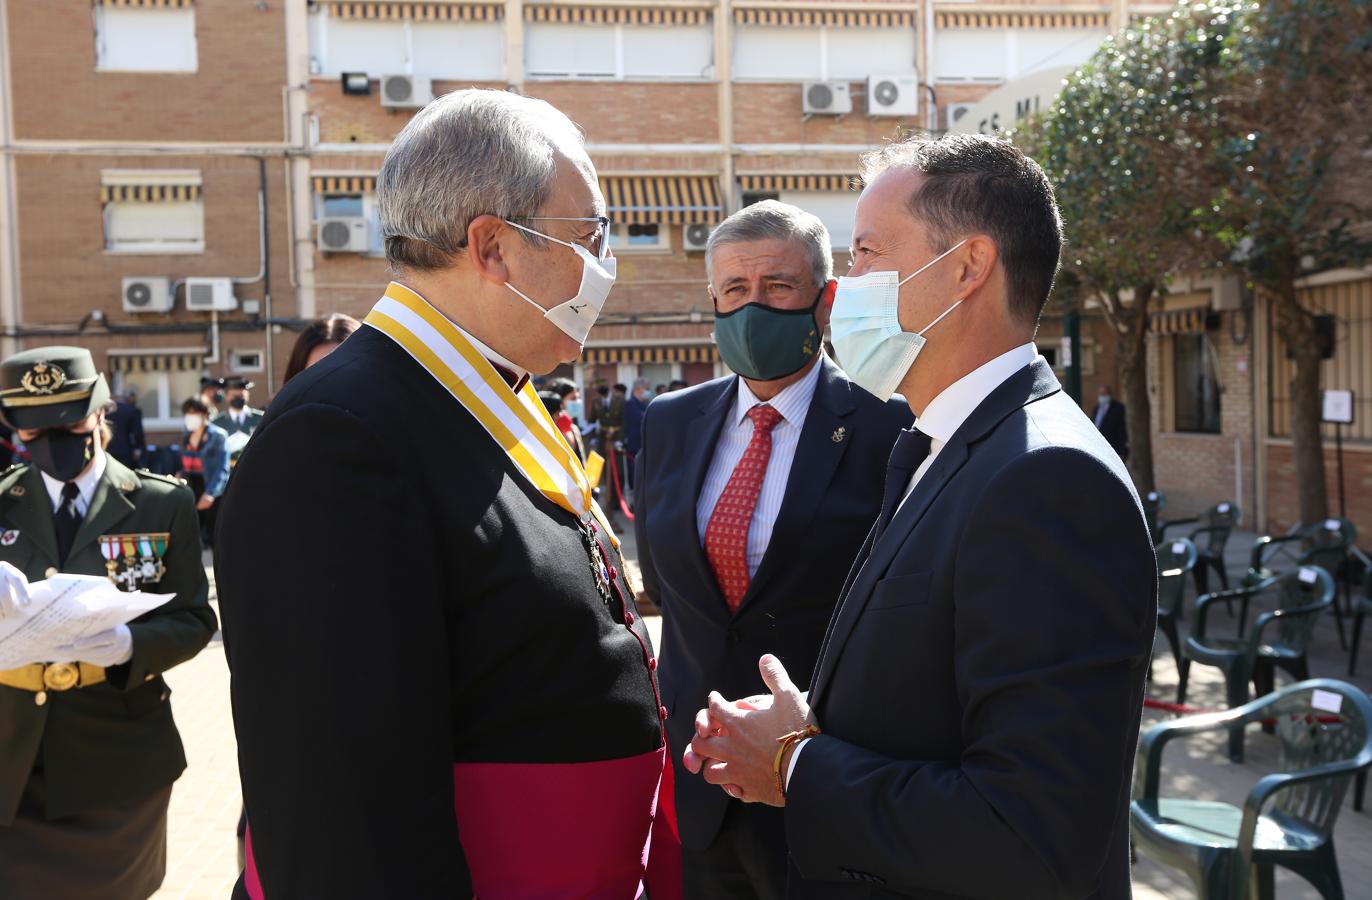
[0,0,19,356]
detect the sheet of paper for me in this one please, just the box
[0,563,173,668]
[225,431,251,455]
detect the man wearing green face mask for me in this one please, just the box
[634,200,911,899]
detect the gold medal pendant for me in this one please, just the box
[582,522,613,605]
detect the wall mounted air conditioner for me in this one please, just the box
[184,277,238,312]
[380,74,433,109]
[319,216,369,253]
[867,74,920,117]
[683,224,712,252]
[945,103,975,130]
[121,276,172,314]
[802,81,852,116]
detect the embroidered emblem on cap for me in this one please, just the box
[20,362,66,396]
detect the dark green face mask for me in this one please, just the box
[712,287,824,381]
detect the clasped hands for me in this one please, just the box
[683,654,813,807]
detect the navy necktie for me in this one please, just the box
[874,428,933,541]
[54,482,83,566]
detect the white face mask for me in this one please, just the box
[830,238,968,402]
[504,221,617,345]
[184,414,204,432]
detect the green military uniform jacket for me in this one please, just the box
[212,407,264,439]
[0,457,217,823]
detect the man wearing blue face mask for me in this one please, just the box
[634,200,910,899]
[685,136,1156,900]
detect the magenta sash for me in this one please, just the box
[242,747,664,900]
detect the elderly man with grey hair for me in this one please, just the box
[634,200,910,899]
[216,89,679,899]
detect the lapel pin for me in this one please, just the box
[831,426,847,443]
[0,529,18,546]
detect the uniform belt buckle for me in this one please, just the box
[42,663,80,691]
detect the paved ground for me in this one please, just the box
[155,529,1372,898]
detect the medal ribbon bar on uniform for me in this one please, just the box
[364,282,620,547]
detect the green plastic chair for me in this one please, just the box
[1153,537,1198,678]
[1143,490,1167,546]
[1244,519,1355,647]
[1178,567,1335,761]
[1131,678,1372,900]
[1161,502,1240,596]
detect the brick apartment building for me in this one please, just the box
[3,0,1366,532]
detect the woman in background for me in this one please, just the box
[282,313,361,385]
[177,398,229,548]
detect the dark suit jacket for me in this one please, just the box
[0,459,214,822]
[107,399,145,468]
[785,360,1156,899]
[215,326,663,899]
[635,356,911,850]
[1091,399,1128,462]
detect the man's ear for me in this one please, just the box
[815,279,838,331]
[954,236,998,301]
[467,214,511,286]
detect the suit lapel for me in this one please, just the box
[736,358,856,616]
[1,468,59,568]
[680,379,737,615]
[69,459,137,562]
[808,359,1062,708]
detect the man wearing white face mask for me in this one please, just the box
[214,89,680,899]
[684,134,1157,900]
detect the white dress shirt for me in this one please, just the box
[1093,397,1110,428]
[696,357,824,578]
[40,448,107,518]
[787,343,1040,789]
[454,322,529,385]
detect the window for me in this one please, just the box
[317,193,383,255]
[317,15,504,79]
[229,350,264,374]
[934,30,1009,82]
[112,362,204,432]
[777,191,859,248]
[733,26,916,81]
[1015,28,1107,78]
[526,24,713,79]
[95,6,197,72]
[1173,334,1222,433]
[607,223,667,252]
[102,171,204,254]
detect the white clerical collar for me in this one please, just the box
[915,343,1040,444]
[732,354,824,427]
[41,448,107,513]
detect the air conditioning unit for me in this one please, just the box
[802,81,852,116]
[867,74,920,117]
[945,103,975,130]
[121,276,172,314]
[319,216,369,253]
[683,223,712,252]
[184,277,238,312]
[380,74,433,109]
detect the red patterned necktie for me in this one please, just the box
[704,404,784,614]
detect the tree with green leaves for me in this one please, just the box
[1195,0,1372,524]
[1025,2,1236,493]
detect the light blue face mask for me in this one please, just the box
[829,239,968,402]
[564,399,585,421]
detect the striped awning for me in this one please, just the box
[108,353,204,374]
[1149,306,1213,335]
[601,176,721,226]
[525,5,710,25]
[734,7,915,27]
[936,11,1110,29]
[312,174,378,194]
[101,183,201,203]
[320,1,502,21]
[95,0,193,7]
[583,344,718,365]
[739,174,858,193]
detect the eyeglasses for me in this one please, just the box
[513,216,613,262]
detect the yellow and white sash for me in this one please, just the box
[365,282,619,547]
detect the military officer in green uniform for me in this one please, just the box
[0,347,217,900]
[212,377,264,466]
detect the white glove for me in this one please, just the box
[51,625,134,667]
[0,562,31,622]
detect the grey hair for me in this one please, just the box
[704,200,834,289]
[378,89,587,272]
[632,377,652,391]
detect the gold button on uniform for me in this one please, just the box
[34,690,46,707]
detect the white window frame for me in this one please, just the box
[607,223,670,253]
[314,9,504,79]
[94,6,198,73]
[101,170,205,255]
[526,23,715,81]
[229,349,266,374]
[733,25,917,81]
[109,352,206,432]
